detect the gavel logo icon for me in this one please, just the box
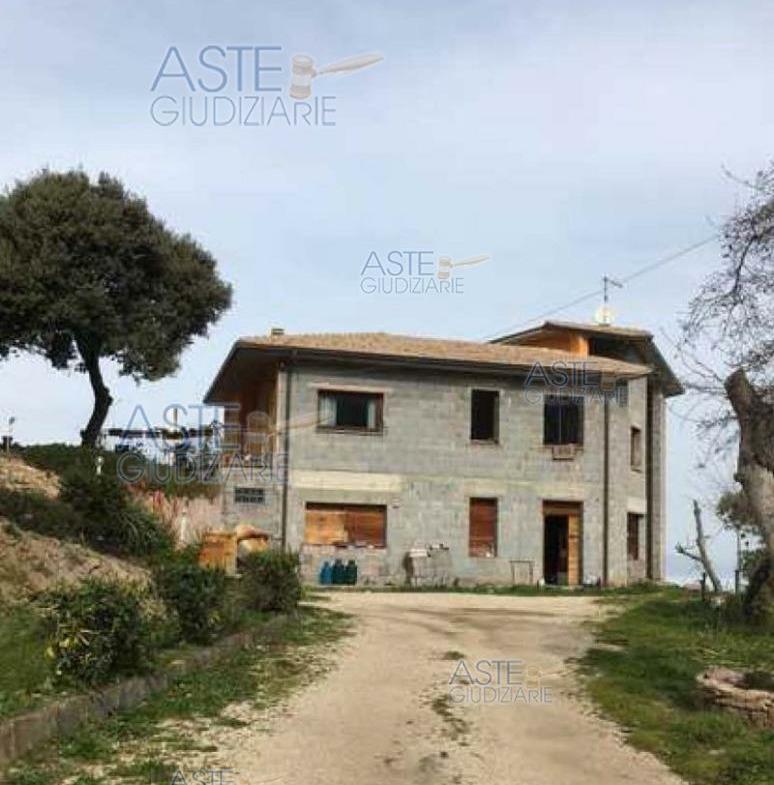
[289,53,384,100]
[436,254,489,280]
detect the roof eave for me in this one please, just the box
[206,341,649,389]
[491,322,683,397]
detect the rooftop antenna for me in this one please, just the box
[594,275,623,325]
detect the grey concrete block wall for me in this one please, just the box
[220,461,283,541]
[260,361,655,586]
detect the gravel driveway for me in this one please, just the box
[215,592,686,785]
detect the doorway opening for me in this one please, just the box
[543,502,582,586]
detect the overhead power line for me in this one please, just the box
[483,234,717,340]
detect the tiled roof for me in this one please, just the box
[236,332,650,377]
[492,320,683,397]
[543,320,653,338]
[494,320,653,343]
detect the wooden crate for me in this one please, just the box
[198,532,238,575]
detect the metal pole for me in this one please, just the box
[6,417,15,455]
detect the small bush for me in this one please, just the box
[39,579,153,686]
[152,551,228,644]
[59,472,174,557]
[22,443,220,501]
[0,487,86,540]
[240,550,302,613]
[22,444,118,479]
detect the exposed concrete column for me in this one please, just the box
[647,387,667,581]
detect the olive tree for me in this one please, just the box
[683,162,774,612]
[0,170,232,446]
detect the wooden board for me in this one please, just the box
[199,532,237,574]
[469,498,497,557]
[304,503,387,547]
[304,507,348,545]
[567,512,580,586]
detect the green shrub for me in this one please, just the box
[59,472,174,557]
[0,487,86,540]
[240,550,302,613]
[152,552,228,644]
[22,443,220,501]
[22,444,118,479]
[39,579,153,686]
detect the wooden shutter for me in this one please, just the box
[304,503,386,547]
[345,505,387,547]
[469,498,497,557]
[305,505,348,545]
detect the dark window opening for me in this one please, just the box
[318,391,383,432]
[471,389,499,442]
[234,486,266,505]
[630,427,643,470]
[627,513,641,560]
[544,396,583,445]
[469,498,497,557]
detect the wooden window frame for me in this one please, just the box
[317,390,384,434]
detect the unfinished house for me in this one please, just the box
[203,322,682,586]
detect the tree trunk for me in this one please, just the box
[78,344,113,448]
[725,369,774,579]
[693,500,723,593]
[675,500,723,592]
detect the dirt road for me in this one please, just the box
[213,592,685,785]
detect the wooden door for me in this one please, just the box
[567,512,580,585]
[543,502,583,586]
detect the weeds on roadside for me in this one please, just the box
[580,590,774,785]
[4,607,352,785]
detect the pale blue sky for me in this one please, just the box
[2,0,773,582]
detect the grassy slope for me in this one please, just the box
[581,589,774,785]
[4,605,352,785]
